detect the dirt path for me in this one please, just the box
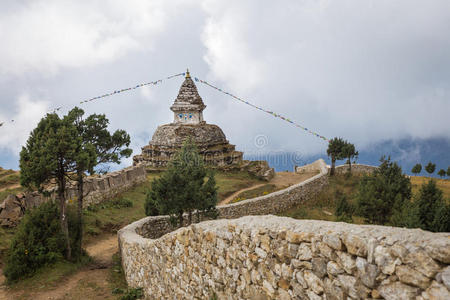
[0,234,119,300]
[219,183,266,205]
[0,184,20,192]
[218,171,318,206]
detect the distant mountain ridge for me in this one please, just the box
[246,137,450,177]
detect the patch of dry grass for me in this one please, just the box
[410,176,450,200]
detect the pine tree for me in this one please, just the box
[327,137,346,176]
[415,180,450,232]
[64,107,131,258]
[342,142,358,173]
[411,164,422,175]
[425,162,436,175]
[145,138,218,226]
[356,157,411,224]
[437,169,446,178]
[20,113,79,260]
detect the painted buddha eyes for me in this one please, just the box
[179,113,193,119]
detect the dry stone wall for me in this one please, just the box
[334,164,378,175]
[118,215,450,300]
[0,166,146,227]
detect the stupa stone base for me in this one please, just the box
[133,123,243,168]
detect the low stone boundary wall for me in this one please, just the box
[118,215,450,299]
[334,164,378,175]
[0,165,146,227]
[295,159,327,174]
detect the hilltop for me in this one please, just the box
[0,167,23,201]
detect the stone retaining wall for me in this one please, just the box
[334,164,378,175]
[0,166,146,227]
[118,215,450,299]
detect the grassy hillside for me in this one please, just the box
[411,176,450,200]
[0,168,24,202]
[281,174,450,223]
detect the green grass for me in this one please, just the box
[214,170,264,200]
[0,187,25,202]
[231,184,279,203]
[0,173,20,187]
[83,173,160,243]
[5,256,91,294]
[0,227,15,267]
[280,174,365,223]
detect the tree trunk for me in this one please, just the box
[76,171,84,259]
[348,157,352,173]
[58,172,71,261]
[178,211,183,228]
[330,157,336,176]
[188,210,192,225]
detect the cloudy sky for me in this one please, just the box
[1,0,449,170]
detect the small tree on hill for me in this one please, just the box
[356,156,411,224]
[411,164,422,175]
[414,180,450,232]
[65,107,131,258]
[20,113,80,260]
[145,138,218,226]
[425,162,436,175]
[437,169,446,178]
[447,166,450,176]
[327,137,346,176]
[342,141,358,173]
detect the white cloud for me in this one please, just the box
[199,0,450,153]
[201,0,267,91]
[0,94,50,153]
[0,0,174,76]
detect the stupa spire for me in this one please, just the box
[170,69,206,124]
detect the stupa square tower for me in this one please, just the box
[133,71,243,168]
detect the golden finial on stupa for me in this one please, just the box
[186,68,191,78]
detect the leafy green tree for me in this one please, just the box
[356,157,411,224]
[342,142,358,173]
[327,137,346,176]
[4,202,66,282]
[437,169,446,178]
[425,162,436,175]
[411,164,422,175]
[145,138,218,226]
[447,166,450,176]
[414,180,450,232]
[20,113,80,260]
[65,107,131,258]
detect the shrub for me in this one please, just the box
[356,157,411,224]
[3,202,66,282]
[335,193,353,223]
[120,287,144,300]
[3,202,84,282]
[111,197,133,208]
[415,180,450,232]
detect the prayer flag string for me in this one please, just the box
[0,72,186,129]
[194,77,329,142]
